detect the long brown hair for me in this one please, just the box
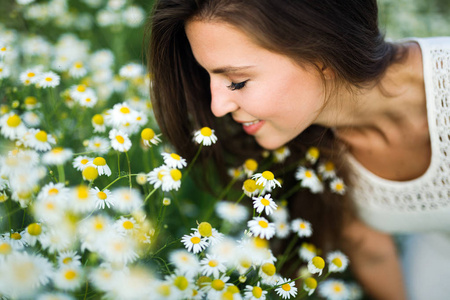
[145,0,404,251]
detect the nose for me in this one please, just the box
[210,79,239,117]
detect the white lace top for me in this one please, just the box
[348,37,450,233]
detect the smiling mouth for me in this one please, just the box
[242,120,261,126]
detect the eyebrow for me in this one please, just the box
[210,66,254,74]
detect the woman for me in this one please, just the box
[146,0,450,299]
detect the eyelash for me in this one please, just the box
[227,80,248,91]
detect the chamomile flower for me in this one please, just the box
[295,167,323,193]
[291,218,313,238]
[147,165,169,189]
[308,256,325,276]
[306,147,320,164]
[0,112,27,140]
[72,156,93,171]
[92,156,111,176]
[194,127,218,146]
[215,201,249,224]
[105,103,138,128]
[272,146,291,163]
[70,184,96,213]
[92,114,106,133]
[4,230,28,250]
[244,282,268,300]
[228,167,244,179]
[37,182,69,202]
[330,177,346,195]
[248,217,276,240]
[258,262,279,286]
[19,67,41,85]
[112,187,143,213]
[327,251,349,273]
[201,275,231,299]
[161,168,183,192]
[274,221,290,238]
[78,214,113,252]
[23,222,43,246]
[243,159,258,177]
[162,152,187,169]
[303,277,318,296]
[299,242,318,262]
[77,90,98,107]
[166,273,194,298]
[57,251,82,268]
[90,187,115,209]
[200,254,227,278]
[122,5,146,27]
[42,147,73,165]
[82,166,98,182]
[68,61,87,78]
[23,128,56,152]
[169,250,200,277]
[0,62,10,79]
[252,171,281,190]
[119,62,144,79]
[114,216,139,236]
[99,234,139,265]
[69,84,92,101]
[22,111,41,127]
[318,161,336,179]
[36,292,75,300]
[53,266,84,291]
[275,278,298,299]
[253,194,277,216]
[181,232,208,254]
[0,240,13,261]
[38,71,60,88]
[86,136,110,154]
[141,127,161,147]
[109,128,131,152]
[318,279,350,300]
[242,179,259,197]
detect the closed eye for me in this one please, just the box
[227,80,248,91]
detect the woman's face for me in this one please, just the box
[185,20,328,150]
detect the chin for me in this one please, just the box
[255,137,287,151]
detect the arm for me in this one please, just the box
[341,220,407,300]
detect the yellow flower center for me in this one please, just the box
[211,279,225,291]
[6,114,21,127]
[80,159,89,165]
[158,284,171,296]
[307,147,319,159]
[244,159,258,171]
[0,47,6,51]
[335,183,344,191]
[262,171,274,180]
[85,98,91,102]
[300,222,306,229]
[240,259,252,269]
[27,223,42,236]
[94,220,104,230]
[198,222,212,237]
[243,179,257,192]
[0,242,12,255]
[258,220,269,228]
[208,260,219,267]
[94,142,101,148]
[170,153,181,160]
[227,285,240,294]
[74,61,83,69]
[63,257,73,264]
[260,198,270,206]
[252,286,263,298]
[122,220,134,230]
[35,130,48,142]
[120,107,130,114]
[82,166,98,181]
[48,188,59,195]
[11,232,21,240]
[170,169,182,181]
[253,237,268,249]
[45,77,52,82]
[141,128,155,140]
[261,263,276,276]
[282,283,291,291]
[157,170,165,181]
[93,157,106,166]
[312,256,325,269]
[25,96,37,105]
[97,191,107,200]
[332,257,343,268]
[200,127,212,136]
[46,202,55,210]
[52,147,63,154]
[304,277,317,289]
[305,171,313,178]
[222,291,233,300]
[77,85,86,92]
[76,185,89,199]
[64,270,77,280]
[116,135,125,144]
[92,114,104,125]
[174,276,189,290]
[333,284,343,292]
[190,236,201,244]
[324,161,335,171]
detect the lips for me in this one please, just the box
[236,119,265,135]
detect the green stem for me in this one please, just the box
[57,164,65,185]
[117,152,121,175]
[102,174,139,191]
[125,151,132,189]
[182,144,202,180]
[279,183,302,200]
[144,188,158,204]
[218,176,239,200]
[276,235,299,270]
[235,192,246,205]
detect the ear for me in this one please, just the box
[320,64,335,80]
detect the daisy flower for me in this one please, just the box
[77,90,98,107]
[270,205,289,223]
[99,234,139,265]
[201,275,231,299]
[308,256,325,276]
[303,277,317,296]
[0,252,53,299]
[68,61,87,78]
[166,273,194,298]
[22,111,41,127]
[24,96,40,109]
[91,114,106,133]
[0,62,10,79]
[147,165,169,189]
[86,136,110,154]
[4,230,28,250]
[0,240,13,260]
[258,262,279,286]
[36,292,75,300]
[105,102,139,129]
[181,232,208,254]
[162,152,187,169]
[318,161,336,179]
[327,251,349,273]
[318,279,350,300]
[295,167,323,193]
[119,62,144,79]
[92,156,112,176]
[114,216,139,236]
[23,128,56,152]
[243,159,258,177]
[200,254,227,278]
[330,177,346,195]
[141,127,161,147]
[72,155,93,171]
[0,112,27,140]
[193,126,218,146]
[37,182,69,201]
[242,179,259,197]
[82,166,99,182]
[305,146,320,164]
[248,217,276,240]
[38,71,60,88]
[274,221,290,238]
[109,129,131,152]
[69,84,93,101]
[215,201,249,224]
[275,278,298,299]
[299,242,318,262]
[42,147,73,165]
[112,187,143,213]
[244,282,268,300]
[53,266,84,291]
[228,167,244,179]
[69,184,96,213]
[169,250,200,277]
[57,250,82,268]
[206,228,225,246]
[161,168,183,192]
[253,194,277,216]
[252,171,281,190]
[291,218,313,238]
[78,214,113,252]
[23,222,43,246]
[19,67,42,85]
[90,186,115,209]
[272,146,291,163]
